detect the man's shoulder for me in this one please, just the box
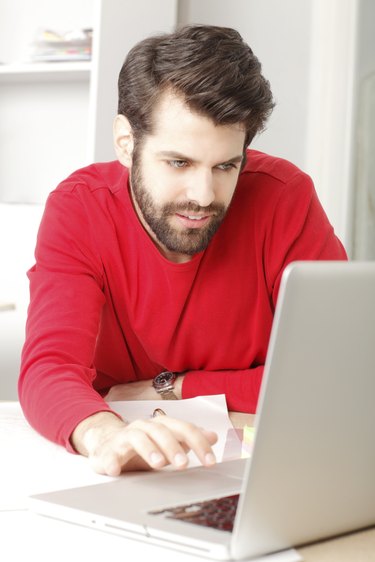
[53,160,128,196]
[241,149,308,185]
[232,149,315,216]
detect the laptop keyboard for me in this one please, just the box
[149,494,239,532]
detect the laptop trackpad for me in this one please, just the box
[140,459,245,500]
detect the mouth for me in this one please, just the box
[174,213,212,229]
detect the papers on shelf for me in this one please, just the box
[0,301,16,311]
[29,28,93,62]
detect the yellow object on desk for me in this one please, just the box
[241,424,255,458]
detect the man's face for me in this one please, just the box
[129,92,246,262]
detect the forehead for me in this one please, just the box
[145,91,246,158]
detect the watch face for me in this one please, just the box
[153,371,176,391]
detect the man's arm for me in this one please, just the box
[102,371,262,413]
[102,375,184,402]
[71,410,217,475]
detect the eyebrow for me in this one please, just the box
[156,150,244,165]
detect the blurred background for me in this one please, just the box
[1,0,374,399]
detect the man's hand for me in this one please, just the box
[71,411,217,476]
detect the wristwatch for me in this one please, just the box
[152,371,178,400]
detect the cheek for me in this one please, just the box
[149,168,186,204]
[154,182,181,205]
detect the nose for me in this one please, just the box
[185,169,215,208]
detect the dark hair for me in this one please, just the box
[118,24,274,147]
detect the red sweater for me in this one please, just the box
[19,150,347,450]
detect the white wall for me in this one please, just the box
[178,0,365,254]
[351,0,375,259]
[89,0,177,162]
[178,0,313,172]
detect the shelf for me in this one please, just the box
[0,61,92,83]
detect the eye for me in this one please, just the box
[216,162,237,172]
[169,159,188,169]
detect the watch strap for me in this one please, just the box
[160,389,178,400]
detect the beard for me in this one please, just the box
[130,158,229,256]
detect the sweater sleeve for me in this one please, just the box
[18,189,119,451]
[182,368,264,413]
[182,172,348,413]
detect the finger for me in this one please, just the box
[88,419,218,475]
[152,417,218,467]
[89,426,167,475]
[129,420,190,470]
[200,428,219,446]
[124,426,174,469]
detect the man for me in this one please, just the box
[18,25,347,476]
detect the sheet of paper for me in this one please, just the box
[108,393,242,467]
[0,395,242,511]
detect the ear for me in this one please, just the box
[113,114,134,168]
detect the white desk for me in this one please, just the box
[1,402,374,562]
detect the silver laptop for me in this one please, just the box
[29,261,375,560]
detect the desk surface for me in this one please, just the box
[1,401,374,562]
